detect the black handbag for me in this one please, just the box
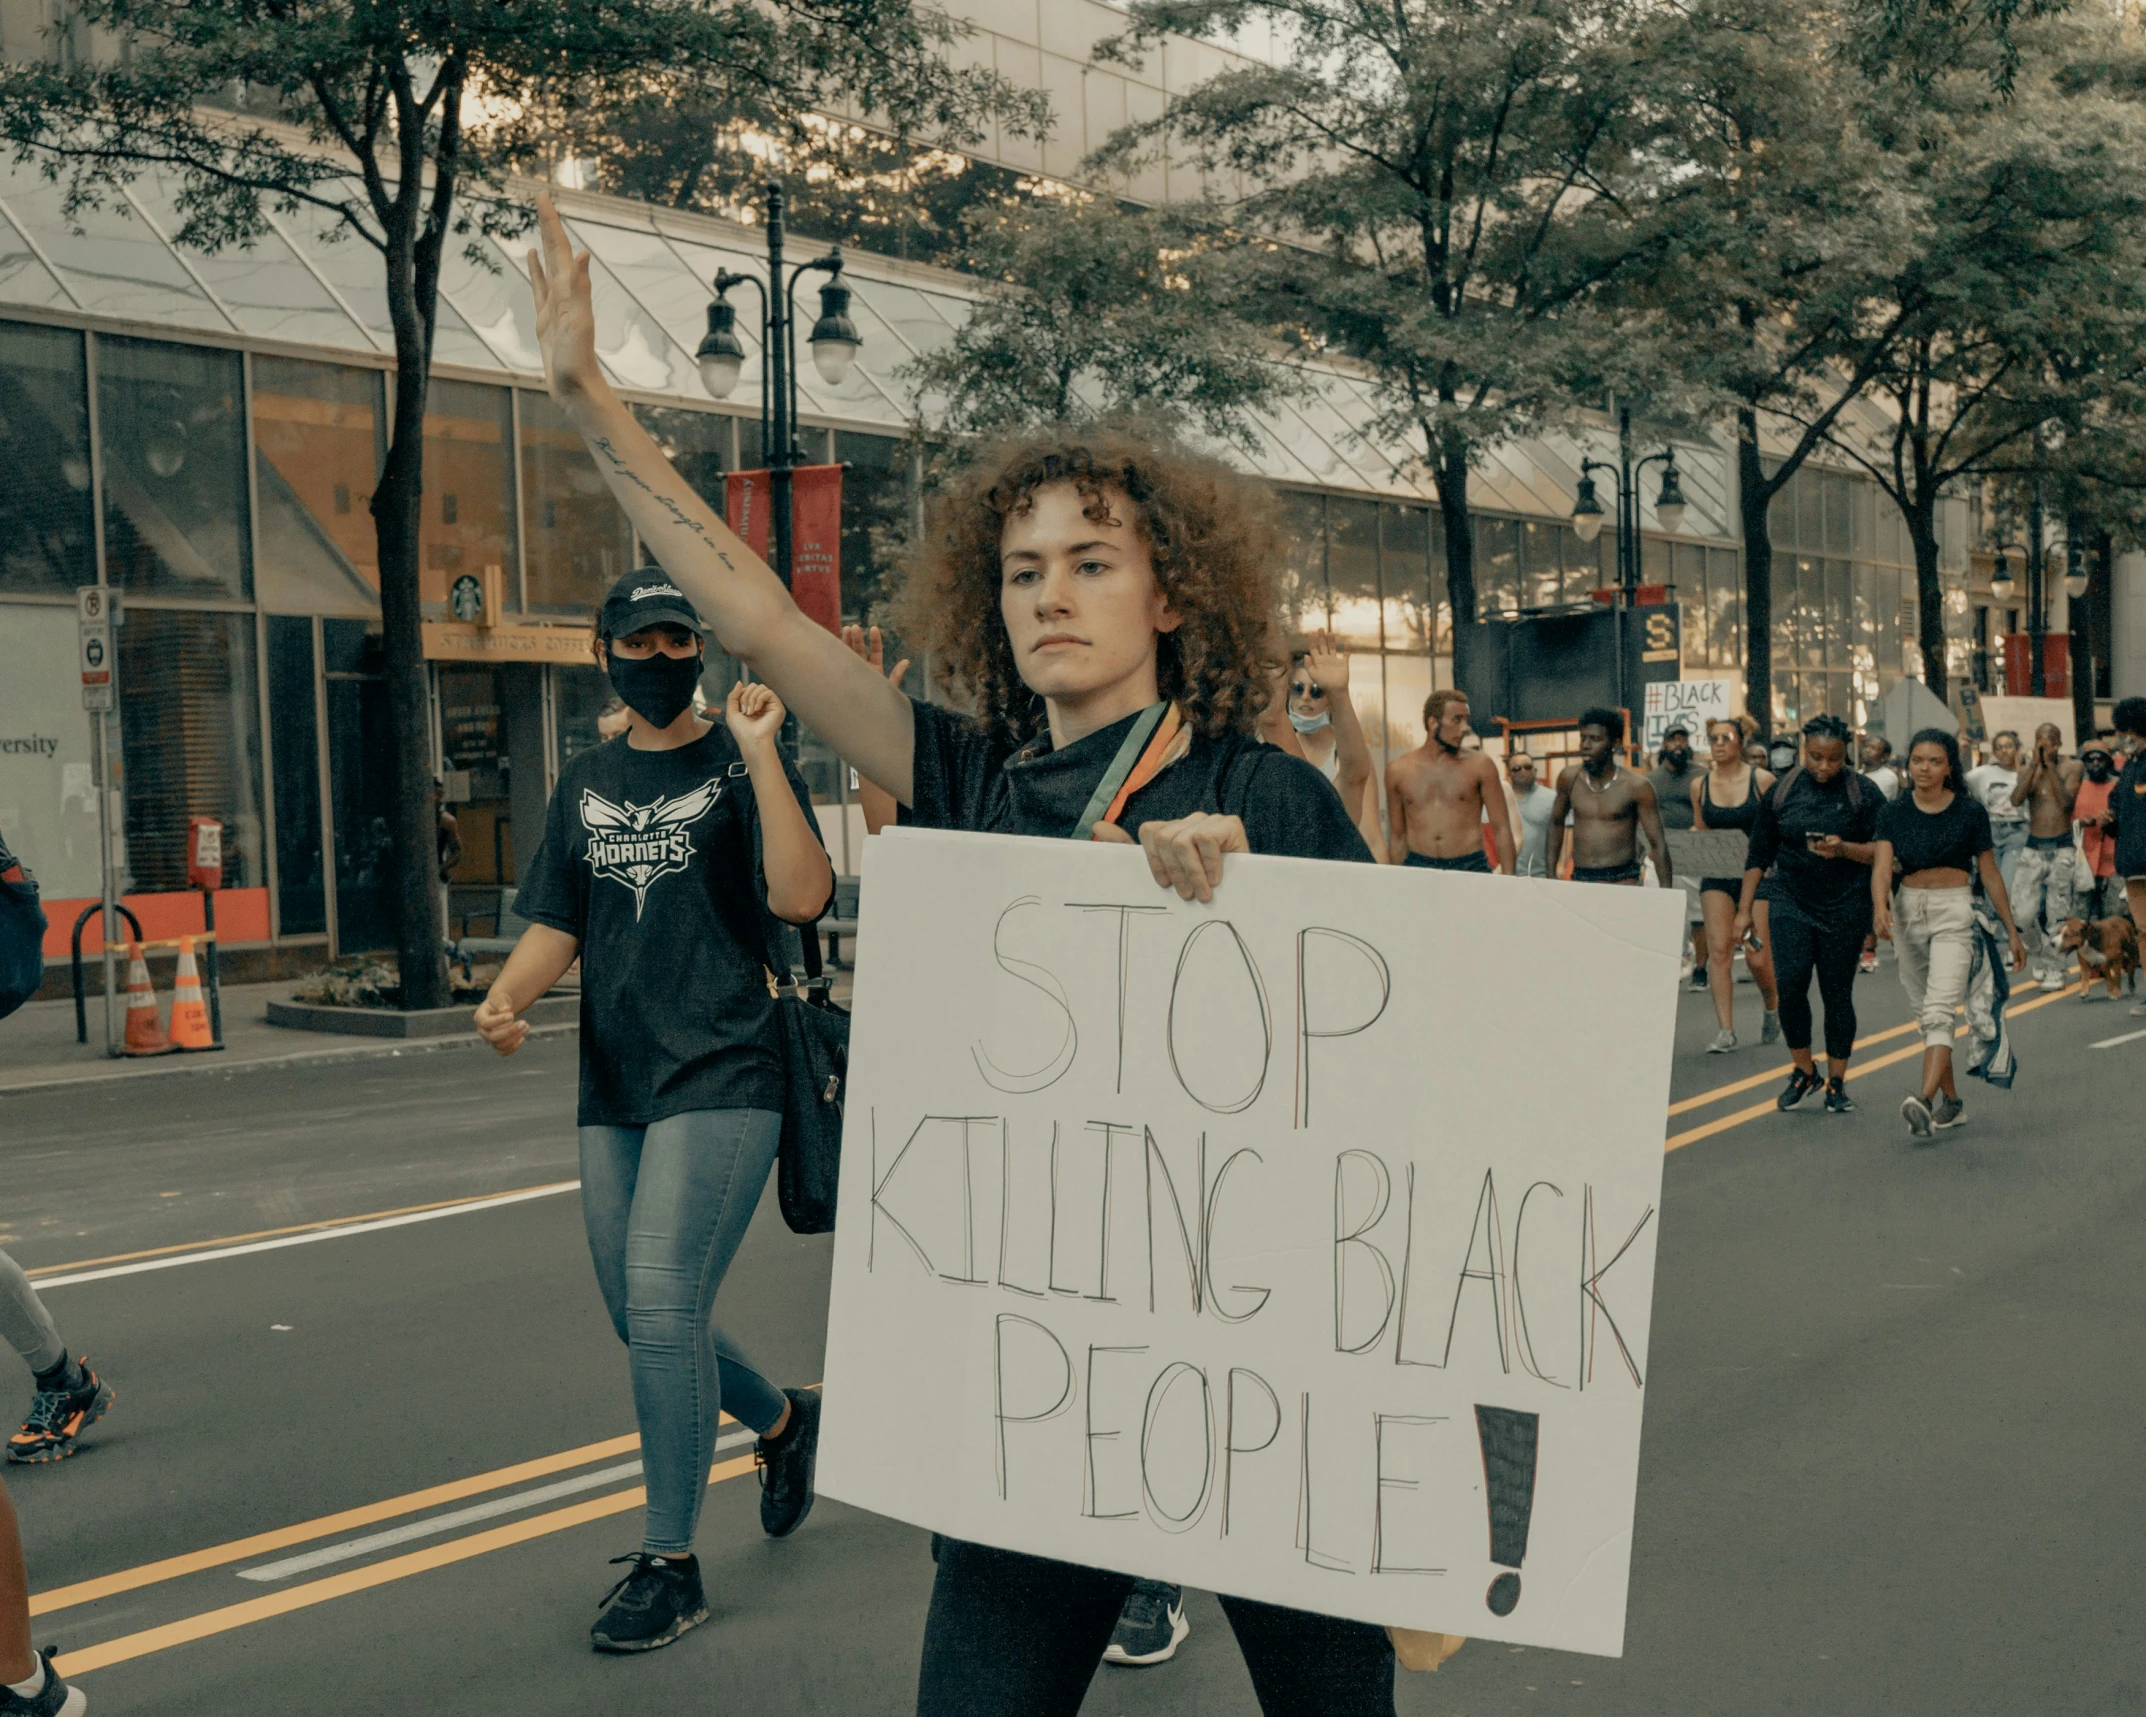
[0,833,47,1024]
[761,904,849,1235]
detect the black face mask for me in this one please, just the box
[606,649,702,729]
[2086,757,2115,782]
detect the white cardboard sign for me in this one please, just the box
[817,830,1681,1658]
[1641,679,1733,753]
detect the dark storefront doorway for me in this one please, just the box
[438,663,546,939]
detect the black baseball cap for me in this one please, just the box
[1661,720,1691,739]
[599,569,704,640]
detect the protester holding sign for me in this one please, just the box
[472,568,833,1654]
[525,195,1398,1713]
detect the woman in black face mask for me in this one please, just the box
[471,569,835,1654]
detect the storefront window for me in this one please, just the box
[1478,518,1520,616]
[420,379,516,610]
[115,608,264,891]
[0,319,94,596]
[323,618,393,953]
[99,335,251,599]
[1380,504,1431,652]
[253,356,384,615]
[834,429,914,634]
[555,663,612,768]
[1325,497,1381,652]
[520,389,631,618]
[266,615,325,936]
[1274,489,1326,636]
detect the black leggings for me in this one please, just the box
[1768,906,1863,1061]
[915,1538,1396,1717]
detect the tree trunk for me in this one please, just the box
[1908,498,1949,706]
[1736,408,1774,739]
[1432,438,1479,717]
[371,349,448,1008]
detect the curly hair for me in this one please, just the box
[891,428,1285,739]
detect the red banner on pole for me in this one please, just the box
[724,465,843,634]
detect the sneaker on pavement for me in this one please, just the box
[1858,948,1879,974]
[1777,1067,1823,1111]
[590,1553,707,1653]
[1901,1093,1933,1139]
[757,1387,821,1539]
[1760,1010,1782,1045]
[1823,1078,1857,1115]
[1930,1094,1967,1130]
[1104,1581,1189,1667]
[1689,967,1710,990]
[1706,1029,1737,1054]
[8,1362,112,1465]
[0,1650,84,1717]
[2038,973,2070,992]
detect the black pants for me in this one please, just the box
[1769,904,1863,1061]
[915,1539,1396,1717]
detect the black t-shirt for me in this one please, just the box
[516,725,825,1127]
[1744,767,1883,932]
[2115,752,2146,879]
[904,700,1373,861]
[1876,792,1993,878]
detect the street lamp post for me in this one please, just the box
[2027,477,2047,698]
[691,180,863,761]
[1571,402,1686,733]
[1570,402,1687,596]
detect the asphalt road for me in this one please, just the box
[2,956,2141,1716]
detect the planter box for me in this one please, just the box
[265,992,579,1039]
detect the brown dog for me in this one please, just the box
[2058,916,2141,1000]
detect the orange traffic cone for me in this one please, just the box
[168,935,218,1052]
[120,942,174,1057]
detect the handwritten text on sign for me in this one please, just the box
[1641,678,1735,753]
[816,831,1680,1657]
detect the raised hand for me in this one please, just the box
[526,192,603,406]
[842,623,912,693]
[727,679,787,756]
[1303,632,1350,695]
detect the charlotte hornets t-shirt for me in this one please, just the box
[516,724,824,1127]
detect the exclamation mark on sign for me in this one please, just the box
[1474,1404,1540,1616]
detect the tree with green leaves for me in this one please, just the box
[1800,8,2146,706]
[1638,0,1921,736]
[0,0,1034,1006]
[897,194,1288,448]
[1093,0,1688,694]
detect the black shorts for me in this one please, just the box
[1572,861,1644,885]
[1699,876,1742,899]
[1405,850,1492,874]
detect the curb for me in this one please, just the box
[0,1021,580,1099]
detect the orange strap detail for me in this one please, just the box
[1094,704,1186,835]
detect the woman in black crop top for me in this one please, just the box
[1872,728,2026,1137]
[1690,717,1779,1051]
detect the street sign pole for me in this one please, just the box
[78,586,119,1055]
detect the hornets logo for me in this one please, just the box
[579,781,724,919]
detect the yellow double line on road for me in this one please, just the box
[1664,985,2073,1150]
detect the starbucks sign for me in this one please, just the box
[448,573,485,624]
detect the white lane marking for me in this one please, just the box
[2090,1026,2146,1050]
[30,1183,581,1292]
[235,1428,756,1582]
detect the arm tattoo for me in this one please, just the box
[590,436,713,542]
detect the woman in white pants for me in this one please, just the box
[1872,729,2027,1137]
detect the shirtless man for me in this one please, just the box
[1547,706,1672,886]
[2011,721,2084,989]
[1386,689,1512,874]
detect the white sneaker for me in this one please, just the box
[1901,1094,1933,1139]
[1706,1029,1737,1054]
[2038,974,2069,992]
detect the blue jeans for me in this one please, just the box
[580,1108,787,1556]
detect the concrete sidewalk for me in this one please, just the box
[0,979,577,1096]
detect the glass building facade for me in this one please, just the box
[0,151,1935,964]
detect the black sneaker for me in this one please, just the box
[1930,1094,1967,1130]
[0,1650,84,1716]
[757,1388,821,1539]
[1776,1067,1823,1111]
[1823,1078,1856,1115]
[8,1361,113,1465]
[1104,1580,1189,1666]
[590,1552,707,1653]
